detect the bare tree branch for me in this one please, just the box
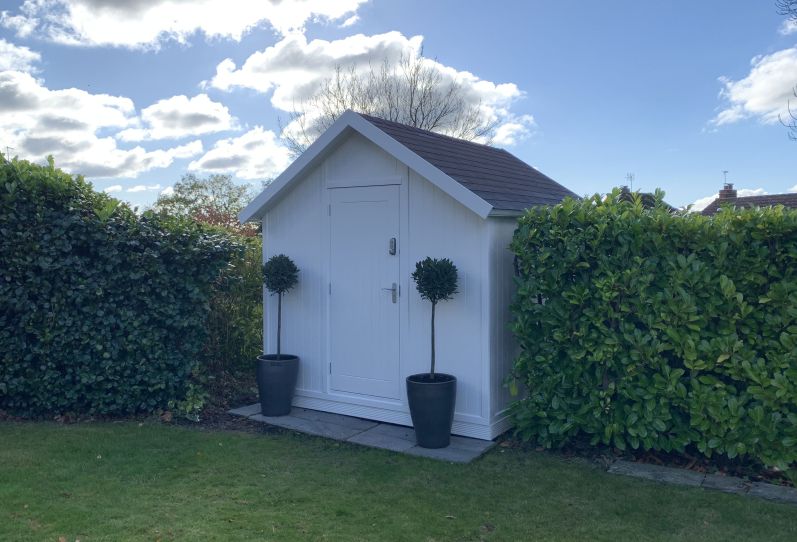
[777,0,797,18]
[780,87,797,141]
[776,1,797,140]
[280,54,498,155]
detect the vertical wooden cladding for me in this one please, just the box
[406,169,486,419]
[262,167,325,394]
[488,218,520,425]
[325,132,403,187]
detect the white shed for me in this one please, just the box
[240,111,575,440]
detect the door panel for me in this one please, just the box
[329,185,400,399]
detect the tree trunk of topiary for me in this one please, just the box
[430,301,436,379]
[277,291,282,360]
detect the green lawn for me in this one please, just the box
[0,422,795,541]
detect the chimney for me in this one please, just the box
[718,182,737,200]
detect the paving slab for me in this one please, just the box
[748,482,797,504]
[702,474,749,495]
[289,408,379,432]
[608,460,705,487]
[405,443,493,463]
[227,403,494,463]
[606,459,797,505]
[228,403,261,417]
[249,413,365,440]
[348,424,417,452]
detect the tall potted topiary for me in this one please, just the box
[257,254,300,416]
[407,257,459,448]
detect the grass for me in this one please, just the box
[0,422,795,541]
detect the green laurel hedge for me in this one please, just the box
[0,158,239,416]
[510,189,797,469]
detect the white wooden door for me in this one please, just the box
[329,185,400,399]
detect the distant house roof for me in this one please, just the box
[701,183,797,215]
[239,111,578,223]
[360,114,578,212]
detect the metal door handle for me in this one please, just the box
[381,282,397,303]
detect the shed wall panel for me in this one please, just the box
[262,167,325,394]
[406,170,487,419]
[325,132,402,187]
[488,217,520,421]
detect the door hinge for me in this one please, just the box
[329,362,332,374]
[328,204,331,216]
[328,282,331,295]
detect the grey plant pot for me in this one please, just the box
[406,373,457,448]
[256,354,299,417]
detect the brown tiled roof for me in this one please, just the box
[360,114,578,212]
[701,193,797,215]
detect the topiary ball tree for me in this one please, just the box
[263,254,299,359]
[412,257,458,379]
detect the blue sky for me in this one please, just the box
[1,1,795,210]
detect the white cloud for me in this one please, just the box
[118,93,236,141]
[690,188,767,212]
[340,14,359,28]
[160,186,175,196]
[0,70,203,178]
[209,32,424,102]
[127,184,162,193]
[210,31,531,145]
[690,194,716,212]
[493,114,536,146]
[103,184,122,193]
[0,11,37,38]
[188,126,292,180]
[1,0,368,48]
[788,184,797,193]
[780,19,797,35]
[713,47,797,126]
[0,39,40,72]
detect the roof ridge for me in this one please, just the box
[732,193,797,199]
[358,112,506,153]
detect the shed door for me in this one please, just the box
[329,185,400,400]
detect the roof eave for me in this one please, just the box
[487,208,524,218]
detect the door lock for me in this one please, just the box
[381,282,398,303]
[389,237,396,255]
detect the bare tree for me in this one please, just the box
[281,54,497,155]
[781,88,797,140]
[777,0,797,18]
[778,2,797,139]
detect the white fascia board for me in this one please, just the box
[239,110,493,223]
[238,113,355,223]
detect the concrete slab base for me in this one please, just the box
[229,403,494,463]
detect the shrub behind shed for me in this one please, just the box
[0,158,239,416]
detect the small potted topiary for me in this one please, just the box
[407,257,459,448]
[257,254,300,416]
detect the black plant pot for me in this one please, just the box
[406,373,457,448]
[256,354,299,417]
